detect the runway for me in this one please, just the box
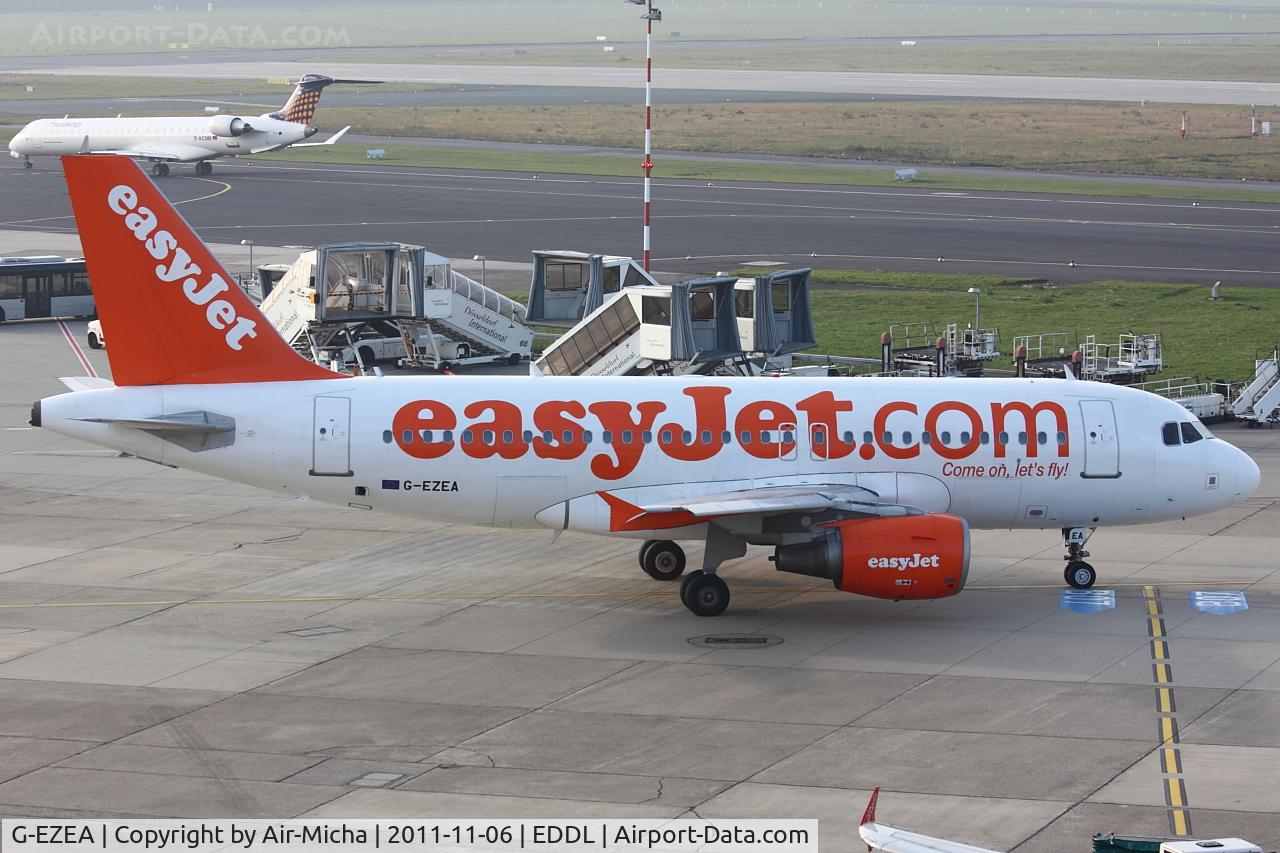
[16,60,1280,106]
[3,156,1279,286]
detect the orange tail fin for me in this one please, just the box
[61,154,339,386]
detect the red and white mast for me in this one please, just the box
[628,0,662,272]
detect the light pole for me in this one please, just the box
[240,239,255,283]
[473,254,487,288]
[625,0,661,272]
[968,287,981,331]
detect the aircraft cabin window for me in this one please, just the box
[382,430,393,444]
[502,430,514,444]
[1180,422,1204,444]
[482,430,495,444]
[979,431,990,445]
[761,431,773,444]
[442,430,454,443]
[622,430,634,444]
[740,430,752,445]
[419,430,433,443]
[642,431,653,444]
[1162,422,1181,446]
[842,431,855,444]
[921,431,932,445]
[660,430,673,445]
[563,430,574,444]
[603,430,614,444]
[940,431,952,445]
[782,430,795,443]
[997,432,1009,445]
[1057,431,1067,446]
[1018,432,1028,446]
[522,430,534,443]
[700,430,712,445]
[542,430,554,443]
[722,431,732,444]
[583,431,593,443]
[461,431,474,444]
[684,430,695,444]
[401,430,413,444]
[863,431,874,444]
[960,431,971,444]
[902,431,913,444]
[813,431,826,445]
[1038,431,1048,445]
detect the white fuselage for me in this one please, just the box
[38,375,1259,539]
[8,115,311,162]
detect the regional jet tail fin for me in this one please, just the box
[61,154,340,386]
[271,74,382,126]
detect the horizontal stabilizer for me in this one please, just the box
[58,376,115,392]
[290,125,351,147]
[75,411,234,433]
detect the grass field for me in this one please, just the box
[793,269,1277,381]
[409,38,1280,83]
[310,100,1280,182]
[2,0,1277,56]
[260,142,1280,203]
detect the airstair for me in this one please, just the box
[1231,349,1280,424]
[259,242,532,371]
[534,268,817,378]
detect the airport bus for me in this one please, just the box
[0,256,94,322]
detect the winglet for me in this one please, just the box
[61,154,341,385]
[861,787,880,827]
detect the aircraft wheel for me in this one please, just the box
[638,540,658,569]
[507,353,522,365]
[87,332,101,349]
[195,161,213,176]
[681,571,729,617]
[455,343,471,360]
[23,160,32,169]
[1065,561,1097,590]
[642,540,685,581]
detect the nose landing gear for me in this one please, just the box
[1062,527,1097,589]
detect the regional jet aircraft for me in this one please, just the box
[32,155,1260,617]
[8,74,377,176]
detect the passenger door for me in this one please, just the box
[311,396,352,477]
[1079,399,1120,479]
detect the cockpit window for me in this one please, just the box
[1180,422,1204,444]
[1162,422,1180,446]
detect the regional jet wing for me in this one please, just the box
[118,143,216,163]
[597,484,920,532]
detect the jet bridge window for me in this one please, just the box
[642,295,671,326]
[690,291,715,321]
[735,290,753,318]
[603,266,621,294]
[546,262,586,291]
[1162,422,1181,446]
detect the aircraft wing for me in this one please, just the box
[857,787,1005,853]
[118,143,215,163]
[859,823,1005,853]
[598,484,918,532]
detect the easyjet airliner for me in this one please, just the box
[32,155,1260,616]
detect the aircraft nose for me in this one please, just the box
[1235,446,1261,500]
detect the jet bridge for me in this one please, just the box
[259,242,532,370]
[535,277,746,377]
[733,269,817,358]
[525,250,660,325]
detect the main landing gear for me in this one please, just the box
[1062,527,1097,589]
[195,161,213,176]
[637,539,732,617]
[150,162,170,178]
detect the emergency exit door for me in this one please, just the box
[1079,399,1120,479]
[311,396,352,476]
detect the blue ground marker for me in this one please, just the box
[1190,591,1248,615]
[1059,589,1117,613]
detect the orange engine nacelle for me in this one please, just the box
[772,514,970,600]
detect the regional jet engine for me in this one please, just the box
[209,115,252,137]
